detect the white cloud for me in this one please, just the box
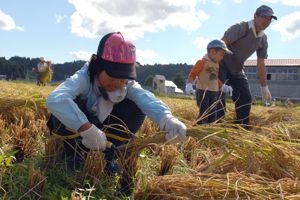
[136,49,159,65]
[261,0,300,6]
[55,14,67,24]
[16,26,24,31]
[282,0,300,6]
[212,0,221,5]
[261,0,278,3]
[68,0,208,39]
[197,10,209,21]
[192,37,210,49]
[271,11,300,40]
[234,0,242,3]
[0,10,16,30]
[69,51,93,61]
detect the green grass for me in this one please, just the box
[0,81,300,199]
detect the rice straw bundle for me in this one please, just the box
[28,166,47,194]
[158,145,179,176]
[32,68,40,74]
[40,61,53,85]
[183,137,202,164]
[138,117,160,135]
[45,136,63,167]
[0,97,48,125]
[134,173,300,199]
[10,118,37,161]
[83,150,106,186]
[187,125,300,179]
[120,125,300,179]
[0,117,6,137]
[117,148,142,195]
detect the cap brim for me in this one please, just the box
[223,48,233,54]
[271,15,277,20]
[101,59,136,80]
[261,12,277,20]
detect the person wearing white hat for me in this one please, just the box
[36,57,48,86]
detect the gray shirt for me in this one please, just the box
[220,20,268,74]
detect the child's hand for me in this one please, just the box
[185,83,193,94]
[163,117,189,144]
[220,84,233,94]
[80,124,107,150]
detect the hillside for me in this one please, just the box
[0,56,193,85]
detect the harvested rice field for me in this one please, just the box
[0,80,299,199]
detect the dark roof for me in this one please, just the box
[155,75,166,80]
[244,59,300,66]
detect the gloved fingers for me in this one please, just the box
[267,93,272,103]
[165,129,188,144]
[165,129,176,141]
[82,138,90,149]
[166,135,189,144]
[80,124,107,151]
[82,136,107,150]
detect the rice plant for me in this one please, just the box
[0,81,300,199]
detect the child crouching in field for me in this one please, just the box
[45,32,188,175]
[186,40,233,125]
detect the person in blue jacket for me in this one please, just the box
[45,32,188,173]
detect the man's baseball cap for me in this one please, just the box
[256,5,277,20]
[207,40,233,54]
[40,57,45,61]
[97,32,137,80]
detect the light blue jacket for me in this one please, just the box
[45,63,171,132]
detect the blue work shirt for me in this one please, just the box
[45,63,171,132]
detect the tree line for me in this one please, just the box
[0,56,193,89]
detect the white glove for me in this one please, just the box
[80,124,107,151]
[185,83,193,94]
[161,116,188,144]
[261,86,272,103]
[220,84,233,94]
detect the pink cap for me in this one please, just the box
[98,32,137,80]
[102,32,136,64]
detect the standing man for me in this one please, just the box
[37,57,48,86]
[217,5,276,129]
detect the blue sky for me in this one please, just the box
[0,0,299,65]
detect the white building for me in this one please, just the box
[153,74,183,94]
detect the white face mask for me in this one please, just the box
[92,77,127,123]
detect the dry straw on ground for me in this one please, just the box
[1,81,300,199]
[28,166,47,195]
[134,173,300,199]
[83,150,107,186]
[158,145,179,176]
[45,136,63,167]
[70,190,82,200]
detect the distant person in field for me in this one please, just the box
[252,95,257,105]
[272,98,276,107]
[36,57,49,86]
[285,98,292,108]
[216,5,277,129]
[185,40,233,125]
[45,32,188,179]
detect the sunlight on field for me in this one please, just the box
[0,81,299,199]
